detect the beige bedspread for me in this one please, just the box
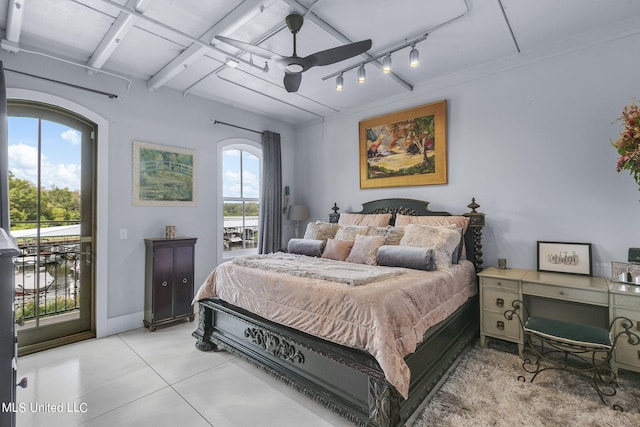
[194,253,477,399]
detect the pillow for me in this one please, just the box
[366,226,405,246]
[376,245,437,271]
[303,221,340,241]
[400,224,462,271]
[334,225,371,241]
[338,213,392,227]
[287,238,326,257]
[395,215,470,259]
[321,238,355,261]
[346,235,386,265]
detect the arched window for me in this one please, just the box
[220,140,261,259]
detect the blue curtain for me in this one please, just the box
[258,131,282,253]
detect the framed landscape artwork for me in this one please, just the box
[133,141,197,206]
[359,100,447,189]
[537,241,593,276]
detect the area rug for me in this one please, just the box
[413,340,640,426]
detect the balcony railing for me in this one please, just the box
[11,221,81,324]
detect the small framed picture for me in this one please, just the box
[537,241,593,276]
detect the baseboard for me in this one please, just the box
[104,311,144,336]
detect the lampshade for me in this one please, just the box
[288,205,309,221]
[335,73,344,91]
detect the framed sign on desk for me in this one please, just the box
[537,241,592,276]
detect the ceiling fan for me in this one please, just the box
[215,13,372,93]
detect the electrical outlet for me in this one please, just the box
[119,228,127,239]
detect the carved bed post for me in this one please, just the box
[368,377,401,427]
[329,203,340,223]
[463,197,486,273]
[193,302,216,351]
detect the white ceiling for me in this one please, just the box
[1,0,640,125]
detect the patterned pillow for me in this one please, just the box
[395,215,470,259]
[367,226,405,246]
[334,225,371,241]
[303,221,340,241]
[338,213,392,227]
[400,224,461,271]
[321,238,355,261]
[346,235,386,265]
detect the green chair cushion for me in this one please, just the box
[524,316,612,349]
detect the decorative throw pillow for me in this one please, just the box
[367,226,405,246]
[303,221,339,241]
[334,225,371,241]
[321,238,355,261]
[376,245,437,271]
[338,213,392,227]
[395,215,470,259]
[287,238,326,257]
[400,224,462,271]
[346,235,386,265]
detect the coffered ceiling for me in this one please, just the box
[1,0,640,125]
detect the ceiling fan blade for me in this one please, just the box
[283,72,302,93]
[305,39,372,67]
[214,35,283,62]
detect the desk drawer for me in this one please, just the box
[482,287,519,312]
[523,282,608,306]
[481,277,519,291]
[482,310,521,341]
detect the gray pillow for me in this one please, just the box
[287,238,326,257]
[376,245,437,271]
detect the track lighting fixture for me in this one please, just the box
[382,53,392,73]
[336,73,344,91]
[357,65,366,83]
[409,45,419,67]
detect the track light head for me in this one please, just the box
[382,53,392,73]
[409,46,419,67]
[336,73,344,91]
[357,65,366,83]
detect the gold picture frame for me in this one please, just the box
[359,100,447,189]
[133,141,197,206]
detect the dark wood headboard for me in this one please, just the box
[329,198,486,273]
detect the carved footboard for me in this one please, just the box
[193,296,479,426]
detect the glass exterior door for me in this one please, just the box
[8,101,96,354]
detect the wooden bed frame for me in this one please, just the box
[193,198,485,426]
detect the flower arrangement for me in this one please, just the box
[612,100,640,190]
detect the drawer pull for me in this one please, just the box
[559,291,565,296]
[496,298,504,308]
[162,281,168,287]
[497,320,505,330]
[182,278,188,284]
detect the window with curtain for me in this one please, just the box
[222,145,261,258]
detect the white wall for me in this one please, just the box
[1,51,295,336]
[293,31,640,277]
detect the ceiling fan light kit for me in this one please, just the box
[215,13,372,93]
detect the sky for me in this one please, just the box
[222,148,260,199]
[8,116,82,191]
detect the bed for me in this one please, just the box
[192,198,485,426]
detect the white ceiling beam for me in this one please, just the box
[87,0,154,72]
[1,0,25,53]
[147,0,266,91]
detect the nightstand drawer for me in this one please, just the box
[482,310,521,340]
[612,294,640,310]
[523,282,608,306]
[481,277,519,291]
[482,287,519,312]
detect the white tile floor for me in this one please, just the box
[16,319,358,427]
